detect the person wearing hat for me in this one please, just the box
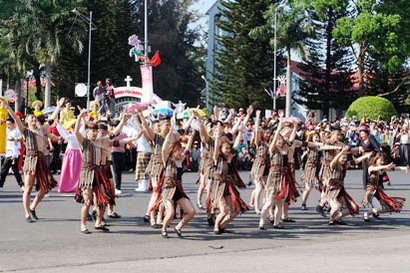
[88,101,101,121]
[32,100,44,116]
[0,96,9,154]
[59,100,75,129]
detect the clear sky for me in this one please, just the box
[189,0,216,42]
[190,0,216,15]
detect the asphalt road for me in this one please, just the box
[1,169,410,273]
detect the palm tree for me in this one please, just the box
[250,1,314,116]
[7,0,86,107]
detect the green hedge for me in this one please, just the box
[345,96,398,121]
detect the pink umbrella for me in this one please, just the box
[127,102,149,112]
[282,116,302,124]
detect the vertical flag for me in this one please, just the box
[264,88,271,97]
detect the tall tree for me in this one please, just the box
[250,0,314,114]
[212,0,275,109]
[7,0,86,107]
[333,0,410,97]
[52,0,137,105]
[294,0,355,117]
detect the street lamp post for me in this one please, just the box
[72,9,96,110]
[273,8,278,111]
[144,0,149,65]
[201,75,209,109]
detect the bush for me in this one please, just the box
[345,96,398,121]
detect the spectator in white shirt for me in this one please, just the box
[0,118,24,191]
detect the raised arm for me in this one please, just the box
[184,131,195,153]
[213,124,222,165]
[193,110,210,144]
[232,124,243,150]
[182,111,195,132]
[241,105,253,128]
[353,152,372,165]
[269,118,283,155]
[368,162,395,174]
[109,113,131,138]
[288,123,298,143]
[137,110,155,141]
[229,117,243,135]
[48,97,65,122]
[330,146,350,170]
[0,98,25,135]
[74,109,87,145]
[254,110,261,147]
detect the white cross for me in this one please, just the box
[124,75,133,87]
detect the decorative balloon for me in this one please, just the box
[128,34,145,62]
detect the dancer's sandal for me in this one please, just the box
[174,227,182,238]
[281,218,296,223]
[81,227,91,234]
[29,209,39,220]
[95,225,110,232]
[26,216,35,223]
[161,231,169,238]
[143,214,150,223]
[372,213,383,220]
[273,225,285,229]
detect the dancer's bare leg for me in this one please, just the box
[162,200,175,232]
[80,187,92,229]
[214,197,229,231]
[30,188,47,211]
[175,198,196,230]
[197,175,206,208]
[23,175,35,218]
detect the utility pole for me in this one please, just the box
[273,9,278,111]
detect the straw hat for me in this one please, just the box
[64,119,77,130]
[32,100,43,108]
[90,101,100,108]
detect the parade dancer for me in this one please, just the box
[300,132,322,210]
[213,124,249,234]
[315,126,355,217]
[1,97,63,222]
[160,123,196,238]
[364,153,407,222]
[358,125,381,189]
[74,109,135,233]
[326,146,360,225]
[138,109,194,227]
[279,121,301,223]
[259,118,287,229]
[249,110,270,214]
[194,112,217,225]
